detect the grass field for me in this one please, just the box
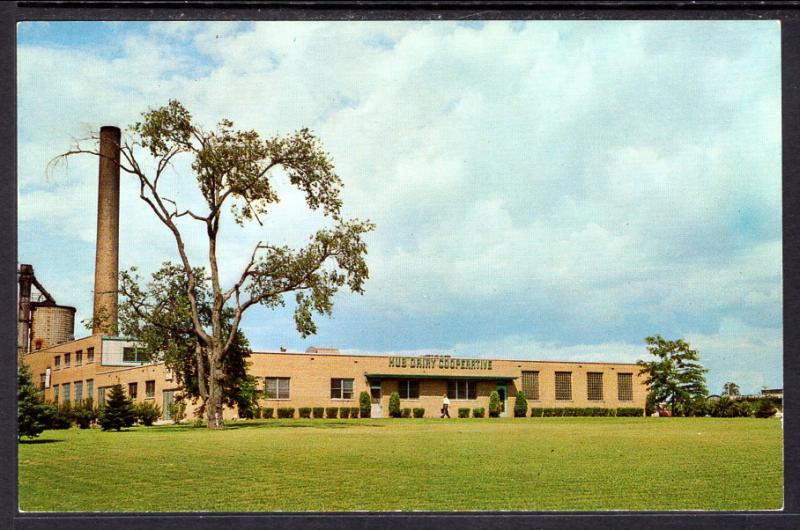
[18,417,782,512]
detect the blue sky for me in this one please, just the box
[17,21,782,394]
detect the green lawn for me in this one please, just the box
[18,417,782,512]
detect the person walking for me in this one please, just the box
[441,394,451,418]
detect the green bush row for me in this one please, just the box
[252,406,365,419]
[528,407,644,417]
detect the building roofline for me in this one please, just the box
[250,350,639,366]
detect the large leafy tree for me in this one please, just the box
[117,263,254,416]
[636,335,708,415]
[58,100,374,428]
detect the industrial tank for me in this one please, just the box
[29,304,76,351]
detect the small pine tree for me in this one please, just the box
[99,384,135,431]
[359,391,371,418]
[489,391,501,418]
[514,391,528,417]
[389,391,401,418]
[18,361,47,439]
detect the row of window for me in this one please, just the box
[127,381,156,400]
[52,379,94,404]
[263,378,355,400]
[53,348,95,370]
[523,371,634,402]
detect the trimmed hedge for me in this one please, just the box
[350,407,360,418]
[529,407,544,417]
[312,407,325,419]
[413,408,425,418]
[458,408,470,418]
[514,391,528,417]
[542,408,563,417]
[326,407,338,419]
[298,407,312,419]
[359,391,371,418]
[262,407,274,419]
[277,407,295,419]
[401,408,412,418]
[339,407,351,419]
[616,407,644,417]
[472,407,485,418]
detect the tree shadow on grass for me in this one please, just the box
[19,439,63,444]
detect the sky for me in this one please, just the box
[17,20,782,394]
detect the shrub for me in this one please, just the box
[48,402,73,429]
[277,407,295,419]
[192,418,205,428]
[401,408,412,418]
[262,407,274,419]
[299,407,312,419]
[514,391,528,417]
[413,408,425,418]
[529,407,544,417]
[488,391,501,417]
[98,384,135,431]
[135,401,162,426]
[735,401,752,418]
[755,399,777,418]
[339,407,351,419]
[472,407,485,418]
[72,401,97,429]
[359,391,371,418]
[543,408,563,417]
[326,407,338,419]
[389,392,401,418]
[616,407,644,417]
[458,408,470,418]
[17,362,47,439]
[586,408,611,417]
[169,399,187,423]
[312,407,325,418]
[350,407,360,418]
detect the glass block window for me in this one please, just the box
[447,380,477,400]
[331,378,354,399]
[618,373,633,401]
[74,381,83,402]
[587,372,603,401]
[555,372,572,401]
[265,377,290,399]
[522,371,540,400]
[398,379,420,399]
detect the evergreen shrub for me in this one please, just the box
[529,407,544,417]
[514,391,528,417]
[98,384,135,431]
[262,407,274,419]
[326,407,338,419]
[401,408,412,418]
[389,392,401,418]
[488,391,501,417]
[299,407,312,419]
[472,407,485,418]
[458,408,470,418]
[616,408,644,417]
[277,407,295,419]
[413,408,425,418]
[339,407,351,419]
[359,391,371,418]
[312,407,325,418]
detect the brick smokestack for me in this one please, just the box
[92,126,121,335]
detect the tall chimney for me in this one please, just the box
[92,126,121,335]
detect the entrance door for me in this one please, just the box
[163,390,174,421]
[496,383,508,417]
[370,382,382,418]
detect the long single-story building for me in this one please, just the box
[22,337,647,419]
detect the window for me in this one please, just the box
[34,339,43,350]
[587,372,603,401]
[54,355,61,369]
[86,379,93,403]
[555,372,572,401]
[447,380,477,400]
[53,384,59,404]
[97,387,107,407]
[64,353,71,368]
[39,373,46,390]
[62,382,71,403]
[123,347,146,363]
[398,379,420,399]
[74,381,83,403]
[265,377,290,400]
[128,382,138,399]
[522,371,540,400]
[618,373,633,401]
[87,347,95,364]
[75,350,83,366]
[145,380,155,399]
[331,378,354,400]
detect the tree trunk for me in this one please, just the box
[205,351,225,429]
